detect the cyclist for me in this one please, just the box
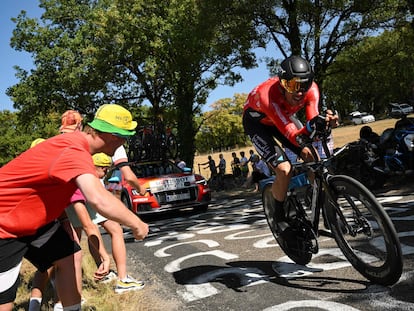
[242,55,338,243]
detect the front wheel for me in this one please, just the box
[325,175,403,286]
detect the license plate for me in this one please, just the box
[150,175,196,192]
[166,192,191,202]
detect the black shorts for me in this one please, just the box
[243,108,301,167]
[0,221,81,304]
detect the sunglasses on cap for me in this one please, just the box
[280,77,312,93]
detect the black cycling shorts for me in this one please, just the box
[243,108,301,167]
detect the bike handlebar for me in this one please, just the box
[296,114,335,159]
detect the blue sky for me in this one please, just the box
[0,1,273,112]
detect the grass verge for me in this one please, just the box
[14,239,152,311]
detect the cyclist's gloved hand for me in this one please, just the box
[306,115,329,139]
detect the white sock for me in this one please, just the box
[28,298,42,311]
[54,302,63,311]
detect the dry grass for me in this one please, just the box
[15,239,158,311]
[193,117,399,178]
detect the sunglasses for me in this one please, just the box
[280,77,312,93]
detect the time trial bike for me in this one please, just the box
[262,118,403,286]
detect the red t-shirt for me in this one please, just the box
[0,132,96,238]
[244,77,320,146]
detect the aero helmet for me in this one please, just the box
[278,55,314,93]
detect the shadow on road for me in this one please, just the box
[172,260,374,294]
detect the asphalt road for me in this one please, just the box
[111,180,414,311]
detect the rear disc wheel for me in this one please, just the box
[262,184,314,265]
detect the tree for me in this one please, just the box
[323,26,414,118]
[7,0,262,168]
[251,0,412,105]
[0,110,60,165]
[195,93,248,153]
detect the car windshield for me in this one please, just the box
[129,161,182,178]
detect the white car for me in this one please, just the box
[349,111,375,125]
[389,103,413,118]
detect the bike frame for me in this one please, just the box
[288,138,349,239]
[262,122,403,285]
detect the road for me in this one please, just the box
[115,182,414,311]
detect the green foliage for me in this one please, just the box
[5,0,414,167]
[7,0,261,168]
[323,26,414,117]
[195,93,248,153]
[253,0,412,90]
[0,110,60,166]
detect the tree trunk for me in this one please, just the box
[175,96,197,169]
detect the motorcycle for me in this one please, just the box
[334,116,414,190]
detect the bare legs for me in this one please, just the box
[100,220,127,279]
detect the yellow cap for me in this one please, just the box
[92,152,112,167]
[88,104,137,137]
[30,138,45,148]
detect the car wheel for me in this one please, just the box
[121,193,133,211]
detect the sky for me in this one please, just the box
[0,1,273,112]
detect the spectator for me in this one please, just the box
[217,153,226,176]
[59,109,83,133]
[62,109,147,286]
[175,157,187,170]
[66,153,145,293]
[239,151,249,180]
[201,155,217,180]
[231,152,241,178]
[248,149,257,171]
[112,145,146,196]
[0,104,149,311]
[29,110,109,311]
[216,153,226,190]
[250,155,271,192]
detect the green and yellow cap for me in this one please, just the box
[88,104,137,137]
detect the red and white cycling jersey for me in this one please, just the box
[243,77,320,147]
